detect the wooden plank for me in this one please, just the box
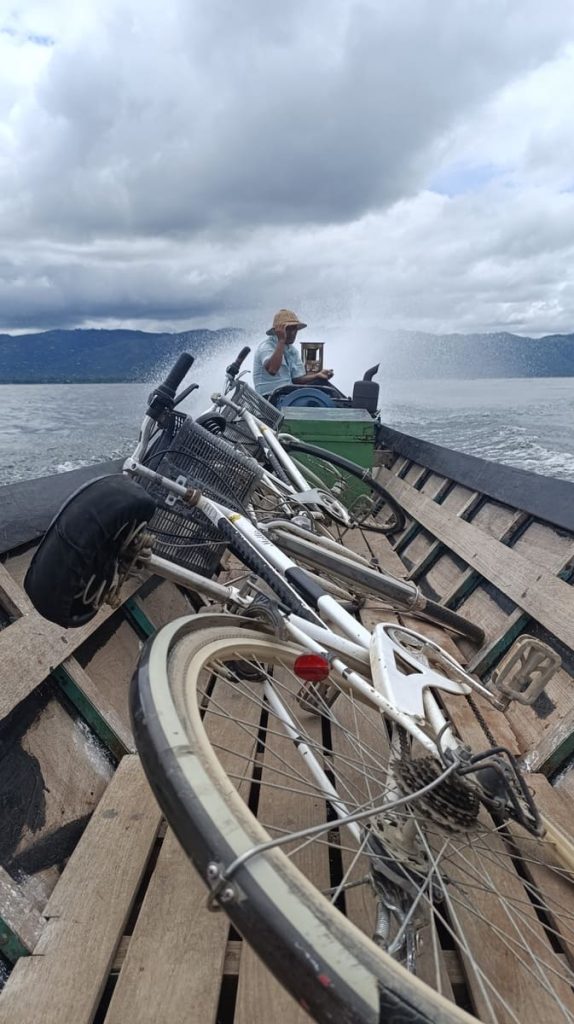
[521,675,574,774]
[135,580,195,629]
[424,553,467,601]
[510,775,574,967]
[234,669,325,1024]
[378,469,574,651]
[0,577,142,722]
[440,810,574,1022]
[439,486,478,515]
[53,656,135,755]
[424,505,524,599]
[0,756,161,1024]
[343,525,408,580]
[105,669,265,1024]
[0,867,43,961]
[402,463,425,485]
[454,586,509,641]
[468,500,519,538]
[104,831,228,1024]
[76,616,142,737]
[441,510,529,610]
[418,474,450,499]
[511,522,574,573]
[393,478,453,555]
[407,493,483,587]
[400,529,435,572]
[0,563,30,619]
[435,692,574,1021]
[4,695,114,881]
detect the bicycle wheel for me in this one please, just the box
[133,614,574,1024]
[280,437,406,537]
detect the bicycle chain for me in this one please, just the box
[467,694,498,747]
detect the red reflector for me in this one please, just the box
[294,654,330,683]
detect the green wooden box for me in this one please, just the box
[281,408,375,467]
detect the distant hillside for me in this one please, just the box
[0,328,241,383]
[379,331,574,378]
[0,326,573,382]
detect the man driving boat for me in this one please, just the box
[253,309,334,397]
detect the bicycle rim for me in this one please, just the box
[133,616,574,1024]
[286,444,405,538]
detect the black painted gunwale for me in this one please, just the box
[377,424,574,535]
[0,460,122,555]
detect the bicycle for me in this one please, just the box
[199,346,407,539]
[23,354,574,1023]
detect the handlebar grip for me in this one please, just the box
[161,352,194,396]
[226,346,251,378]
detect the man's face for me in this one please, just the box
[285,325,298,345]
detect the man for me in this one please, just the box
[253,309,334,397]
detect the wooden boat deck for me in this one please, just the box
[1,442,574,1021]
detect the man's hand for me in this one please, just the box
[318,368,334,380]
[263,330,288,374]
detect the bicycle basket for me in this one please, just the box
[141,411,187,469]
[217,381,283,457]
[228,381,283,430]
[140,419,264,577]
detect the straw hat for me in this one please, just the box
[266,309,307,336]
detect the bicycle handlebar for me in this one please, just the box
[226,346,251,379]
[161,352,195,396]
[146,352,194,421]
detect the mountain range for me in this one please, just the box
[0,327,573,382]
[0,328,240,383]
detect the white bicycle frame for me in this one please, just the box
[125,416,478,759]
[208,389,357,525]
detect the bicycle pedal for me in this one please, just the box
[490,635,561,709]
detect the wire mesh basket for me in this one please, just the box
[218,380,283,457]
[228,380,283,429]
[139,418,264,578]
[141,410,187,469]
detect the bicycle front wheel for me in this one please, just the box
[133,614,574,1024]
[280,437,405,537]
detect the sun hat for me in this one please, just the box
[266,309,307,336]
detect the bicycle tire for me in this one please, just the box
[280,437,406,536]
[132,616,470,1024]
[132,614,574,1024]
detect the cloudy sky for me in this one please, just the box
[2,0,574,338]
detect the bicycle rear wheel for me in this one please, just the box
[280,438,405,537]
[133,614,574,1024]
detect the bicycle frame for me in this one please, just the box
[125,428,479,764]
[208,389,360,525]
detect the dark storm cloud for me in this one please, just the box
[1,0,574,331]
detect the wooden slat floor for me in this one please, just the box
[2,530,574,1024]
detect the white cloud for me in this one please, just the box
[1,0,574,334]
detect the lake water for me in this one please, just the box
[1,377,573,486]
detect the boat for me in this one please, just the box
[1,403,574,1023]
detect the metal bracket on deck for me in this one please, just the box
[490,635,562,710]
